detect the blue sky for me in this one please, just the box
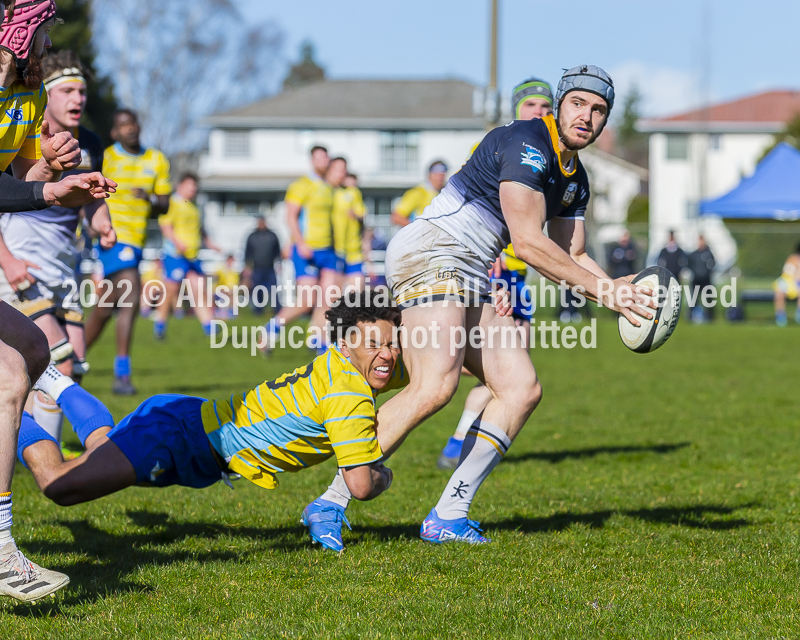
[244,0,800,119]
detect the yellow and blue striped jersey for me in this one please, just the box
[0,82,46,172]
[160,195,202,259]
[103,143,172,248]
[333,185,366,264]
[393,183,437,221]
[201,346,409,490]
[285,174,334,250]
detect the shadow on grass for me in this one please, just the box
[10,510,306,616]
[349,502,755,545]
[504,441,691,464]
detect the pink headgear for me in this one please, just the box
[0,0,56,63]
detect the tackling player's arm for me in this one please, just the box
[500,182,653,325]
[341,462,393,501]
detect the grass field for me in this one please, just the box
[2,310,800,638]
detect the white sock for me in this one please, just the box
[34,364,75,402]
[320,468,352,508]
[454,409,480,440]
[33,394,64,443]
[435,419,512,520]
[0,493,13,547]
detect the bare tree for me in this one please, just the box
[92,0,284,155]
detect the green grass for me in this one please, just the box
[3,312,800,638]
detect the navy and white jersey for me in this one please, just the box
[0,126,104,288]
[7,125,105,234]
[420,114,590,270]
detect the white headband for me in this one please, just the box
[44,67,86,91]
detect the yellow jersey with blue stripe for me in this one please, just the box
[201,347,409,489]
[103,143,172,248]
[160,195,202,259]
[285,174,334,250]
[394,183,437,221]
[333,185,366,264]
[0,82,46,172]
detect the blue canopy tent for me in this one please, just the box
[699,142,800,220]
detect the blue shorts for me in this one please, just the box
[344,261,363,275]
[164,254,204,282]
[492,269,534,321]
[291,246,343,279]
[108,394,222,489]
[98,242,143,278]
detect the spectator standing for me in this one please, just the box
[657,230,688,280]
[688,235,716,322]
[243,217,281,316]
[608,230,638,279]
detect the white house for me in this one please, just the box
[639,90,800,268]
[198,78,646,264]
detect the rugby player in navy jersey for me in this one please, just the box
[304,65,655,548]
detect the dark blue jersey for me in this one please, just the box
[449,114,590,225]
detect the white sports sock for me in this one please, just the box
[34,364,75,402]
[0,493,13,547]
[33,394,64,444]
[434,419,512,520]
[454,409,480,440]
[320,468,352,508]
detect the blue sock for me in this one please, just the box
[202,322,212,337]
[114,355,131,377]
[58,385,115,446]
[17,412,58,468]
[154,320,166,337]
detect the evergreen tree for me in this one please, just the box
[616,84,648,168]
[283,41,325,91]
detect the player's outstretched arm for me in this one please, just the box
[501,181,654,325]
[42,172,117,209]
[341,462,393,501]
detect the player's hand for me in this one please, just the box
[0,254,39,291]
[40,120,81,172]
[489,256,503,279]
[296,241,313,259]
[43,173,117,208]
[131,187,149,201]
[493,286,513,317]
[602,277,656,327]
[93,217,117,249]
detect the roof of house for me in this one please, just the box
[639,90,800,133]
[206,79,487,130]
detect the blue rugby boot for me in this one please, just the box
[437,436,463,470]
[301,499,351,552]
[420,508,491,544]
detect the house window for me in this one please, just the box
[224,130,251,158]
[380,131,419,172]
[666,134,689,160]
[709,134,722,151]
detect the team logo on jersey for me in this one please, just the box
[562,182,578,206]
[5,108,23,121]
[520,144,546,173]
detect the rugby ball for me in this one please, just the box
[617,266,682,353]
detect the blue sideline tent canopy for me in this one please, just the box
[699,142,800,220]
